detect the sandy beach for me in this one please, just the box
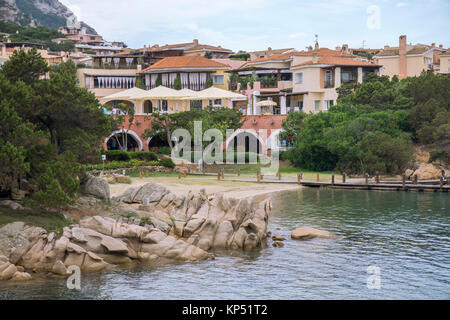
[109,175,302,199]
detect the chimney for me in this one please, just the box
[143,45,147,53]
[399,35,407,79]
[431,42,435,47]
[193,39,199,46]
[312,53,318,63]
[439,44,443,48]
[308,45,313,51]
[341,44,349,55]
[314,41,319,50]
[268,47,272,56]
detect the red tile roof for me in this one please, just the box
[247,48,362,63]
[140,56,229,72]
[212,58,247,70]
[184,44,233,53]
[291,56,379,68]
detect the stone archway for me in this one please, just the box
[226,129,264,154]
[106,129,144,151]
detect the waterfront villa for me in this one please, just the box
[232,44,380,115]
[374,35,446,79]
[290,55,380,113]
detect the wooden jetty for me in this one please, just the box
[197,171,449,193]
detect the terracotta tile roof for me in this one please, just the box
[249,51,297,63]
[376,45,436,56]
[148,42,193,51]
[184,44,233,53]
[291,48,361,58]
[247,48,361,63]
[140,56,229,72]
[212,59,247,70]
[249,48,295,55]
[291,56,379,68]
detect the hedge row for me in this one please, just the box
[85,158,175,170]
[103,150,158,162]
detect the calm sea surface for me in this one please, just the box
[1,188,449,299]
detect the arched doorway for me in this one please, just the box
[143,100,153,114]
[227,131,263,155]
[106,129,143,151]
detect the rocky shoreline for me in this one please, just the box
[0,178,271,282]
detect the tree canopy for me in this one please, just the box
[282,72,450,174]
[0,49,116,208]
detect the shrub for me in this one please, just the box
[159,158,176,168]
[85,160,159,171]
[156,146,171,155]
[130,152,158,162]
[103,150,131,162]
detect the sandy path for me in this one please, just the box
[109,176,302,199]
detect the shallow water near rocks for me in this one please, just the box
[0,188,449,299]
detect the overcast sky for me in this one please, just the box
[59,0,450,51]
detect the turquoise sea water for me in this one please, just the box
[0,188,448,299]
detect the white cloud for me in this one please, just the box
[58,0,450,51]
[289,33,307,39]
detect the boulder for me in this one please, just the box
[291,227,337,241]
[405,169,415,179]
[82,175,110,200]
[52,260,68,276]
[0,263,17,280]
[11,271,32,281]
[0,200,24,211]
[272,235,286,241]
[413,163,443,180]
[272,241,285,247]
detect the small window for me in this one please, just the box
[314,100,320,111]
[190,100,202,110]
[297,101,304,110]
[295,73,303,84]
[160,100,168,112]
[212,75,224,84]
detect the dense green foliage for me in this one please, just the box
[0,20,75,52]
[102,150,158,162]
[0,49,116,208]
[143,107,244,149]
[282,72,450,174]
[156,146,172,155]
[158,158,176,168]
[229,53,250,61]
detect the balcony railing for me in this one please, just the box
[83,64,140,70]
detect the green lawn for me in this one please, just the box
[0,205,70,234]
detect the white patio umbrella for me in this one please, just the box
[181,87,247,100]
[100,87,147,102]
[255,100,278,107]
[131,86,189,100]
